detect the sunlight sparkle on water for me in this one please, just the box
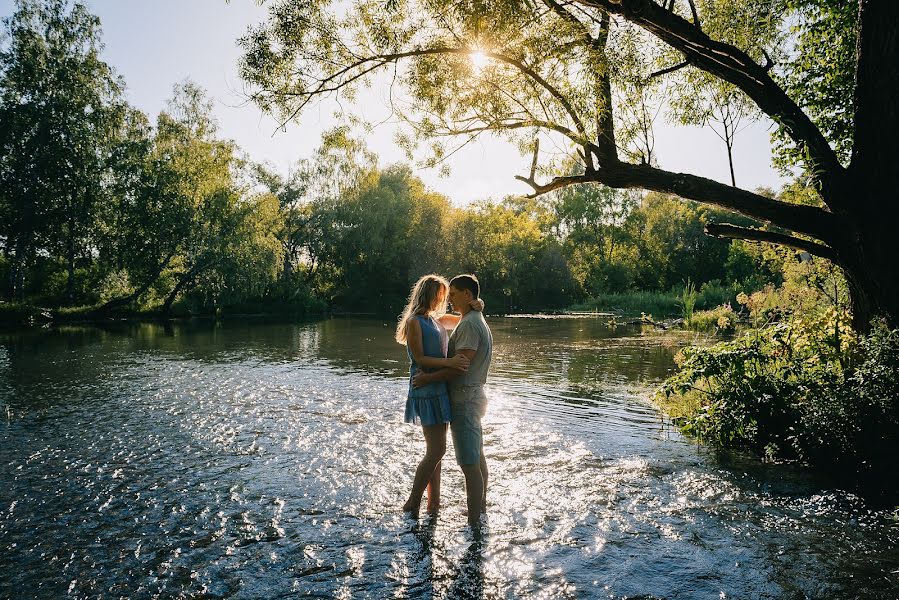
[3,320,899,598]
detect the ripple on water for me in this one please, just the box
[2,320,899,598]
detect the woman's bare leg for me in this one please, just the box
[426,459,442,514]
[402,423,447,513]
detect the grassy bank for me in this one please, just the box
[570,291,682,318]
[570,283,737,320]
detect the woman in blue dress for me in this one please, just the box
[395,274,481,515]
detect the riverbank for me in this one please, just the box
[656,312,899,495]
[569,286,735,319]
[0,300,328,329]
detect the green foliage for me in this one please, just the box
[735,250,848,326]
[679,279,698,320]
[0,0,129,302]
[772,0,857,170]
[661,309,899,474]
[572,291,681,317]
[449,198,576,312]
[686,303,737,332]
[551,183,640,295]
[695,280,734,310]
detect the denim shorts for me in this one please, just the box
[449,385,488,466]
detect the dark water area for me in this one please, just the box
[1,317,898,599]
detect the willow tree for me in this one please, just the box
[239,0,898,330]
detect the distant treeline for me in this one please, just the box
[0,0,791,319]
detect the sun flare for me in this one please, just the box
[469,49,489,73]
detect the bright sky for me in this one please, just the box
[0,0,788,205]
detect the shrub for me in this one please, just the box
[658,311,899,476]
[696,279,733,310]
[686,303,737,332]
[0,302,48,326]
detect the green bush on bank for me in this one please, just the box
[695,280,735,310]
[686,304,738,332]
[658,309,899,475]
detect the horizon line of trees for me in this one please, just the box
[0,0,798,319]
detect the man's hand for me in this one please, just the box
[470,298,485,312]
[448,354,470,370]
[411,371,431,388]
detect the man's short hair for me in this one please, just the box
[450,274,480,299]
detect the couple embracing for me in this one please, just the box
[394,273,493,527]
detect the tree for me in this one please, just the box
[253,161,308,284]
[449,200,559,311]
[97,81,262,315]
[627,192,732,290]
[0,0,127,302]
[551,183,639,294]
[283,127,380,297]
[153,82,247,314]
[239,0,898,330]
[173,189,284,312]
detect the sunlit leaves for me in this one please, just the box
[771,0,856,170]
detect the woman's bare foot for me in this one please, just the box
[402,500,420,514]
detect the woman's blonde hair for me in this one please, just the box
[395,274,449,344]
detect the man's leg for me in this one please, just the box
[451,391,486,526]
[479,449,488,511]
[460,463,483,525]
[475,392,488,511]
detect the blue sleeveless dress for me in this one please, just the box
[405,315,452,426]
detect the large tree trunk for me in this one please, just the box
[65,231,76,306]
[162,273,196,316]
[837,218,899,331]
[95,254,175,313]
[843,0,899,329]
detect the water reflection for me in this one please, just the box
[2,317,899,598]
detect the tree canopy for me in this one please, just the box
[238,0,899,329]
[0,0,128,302]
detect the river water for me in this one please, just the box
[1,317,898,599]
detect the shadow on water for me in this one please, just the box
[447,539,486,600]
[2,317,899,598]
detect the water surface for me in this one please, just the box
[2,318,898,598]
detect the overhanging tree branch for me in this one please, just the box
[705,222,836,261]
[575,0,848,211]
[648,59,690,79]
[267,44,593,148]
[541,0,617,162]
[516,159,838,240]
